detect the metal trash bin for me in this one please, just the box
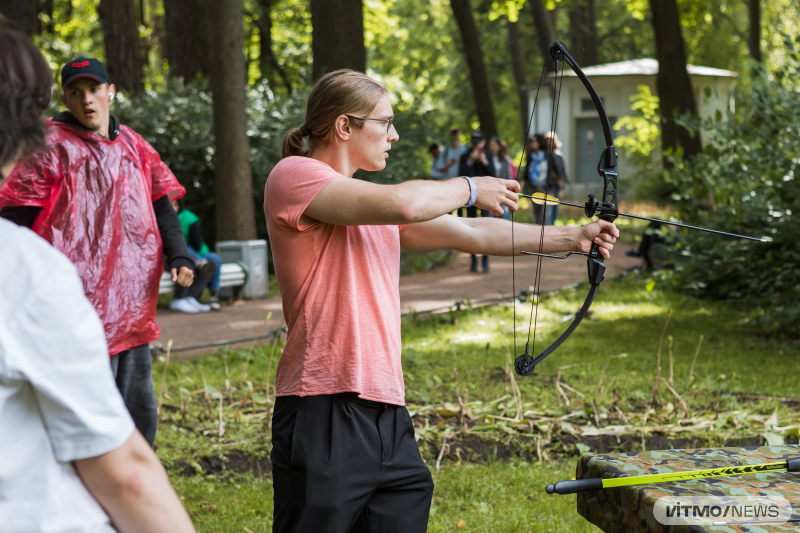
[215,240,269,298]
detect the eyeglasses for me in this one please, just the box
[346,115,394,133]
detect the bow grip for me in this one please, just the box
[587,243,606,286]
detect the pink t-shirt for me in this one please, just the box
[264,156,408,405]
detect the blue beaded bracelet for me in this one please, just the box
[461,176,477,207]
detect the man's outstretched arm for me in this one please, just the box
[74,430,196,533]
[399,214,618,258]
[304,176,520,227]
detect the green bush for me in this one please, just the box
[666,36,800,335]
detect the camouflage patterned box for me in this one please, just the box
[576,445,800,532]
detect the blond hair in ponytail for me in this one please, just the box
[281,70,388,159]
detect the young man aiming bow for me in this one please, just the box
[265,70,619,532]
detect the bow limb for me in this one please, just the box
[515,283,600,376]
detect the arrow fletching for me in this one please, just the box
[527,192,560,205]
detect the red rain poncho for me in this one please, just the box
[0,119,184,355]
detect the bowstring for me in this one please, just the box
[528,58,566,352]
[513,61,547,358]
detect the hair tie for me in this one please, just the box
[300,124,310,137]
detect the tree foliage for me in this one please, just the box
[613,84,660,178]
[667,36,800,335]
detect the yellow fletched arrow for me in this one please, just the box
[518,192,581,208]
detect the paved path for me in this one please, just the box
[156,246,641,358]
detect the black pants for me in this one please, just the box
[271,394,434,533]
[174,258,215,300]
[110,344,158,447]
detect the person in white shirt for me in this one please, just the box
[0,28,195,533]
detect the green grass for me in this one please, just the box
[166,461,592,533]
[153,271,799,531]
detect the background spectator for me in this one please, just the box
[172,198,222,312]
[458,131,496,272]
[524,133,548,224]
[542,131,568,225]
[488,136,515,220]
[428,143,447,180]
[440,128,468,179]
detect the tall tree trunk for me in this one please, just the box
[209,0,257,241]
[529,0,557,72]
[257,0,292,94]
[164,0,208,80]
[569,0,597,66]
[98,0,144,94]
[0,0,38,35]
[450,0,498,139]
[507,17,531,141]
[38,0,55,34]
[310,0,365,79]
[747,0,762,62]
[649,0,702,163]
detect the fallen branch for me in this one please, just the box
[435,435,448,470]
[688,335,704,381]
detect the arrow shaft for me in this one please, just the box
[602,461,788,489]
[616,212,765,242]
[548,459,798,494]
[517,193,764,242]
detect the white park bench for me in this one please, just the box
[159,262,249,299]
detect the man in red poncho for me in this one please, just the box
[0,57,195,447]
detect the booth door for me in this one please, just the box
[576,118,615,184]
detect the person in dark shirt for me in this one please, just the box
[0,57,194,447]
[541,131,568,225]
[458,131,497,272]
[171,198,222,312]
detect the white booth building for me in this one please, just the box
[523,59,737,201]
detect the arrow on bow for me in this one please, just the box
[511,41,765,378]
[521,192,766,244]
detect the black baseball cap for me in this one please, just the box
[470,131,485,145]
[61,57,109,88]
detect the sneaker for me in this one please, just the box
[208,295,221,311]
[170,297,199,314]
[625,249,643,257]
[187,296,211,313]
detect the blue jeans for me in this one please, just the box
[110,344,157,447]
[545,187,559,225]
[188,247,222,292]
